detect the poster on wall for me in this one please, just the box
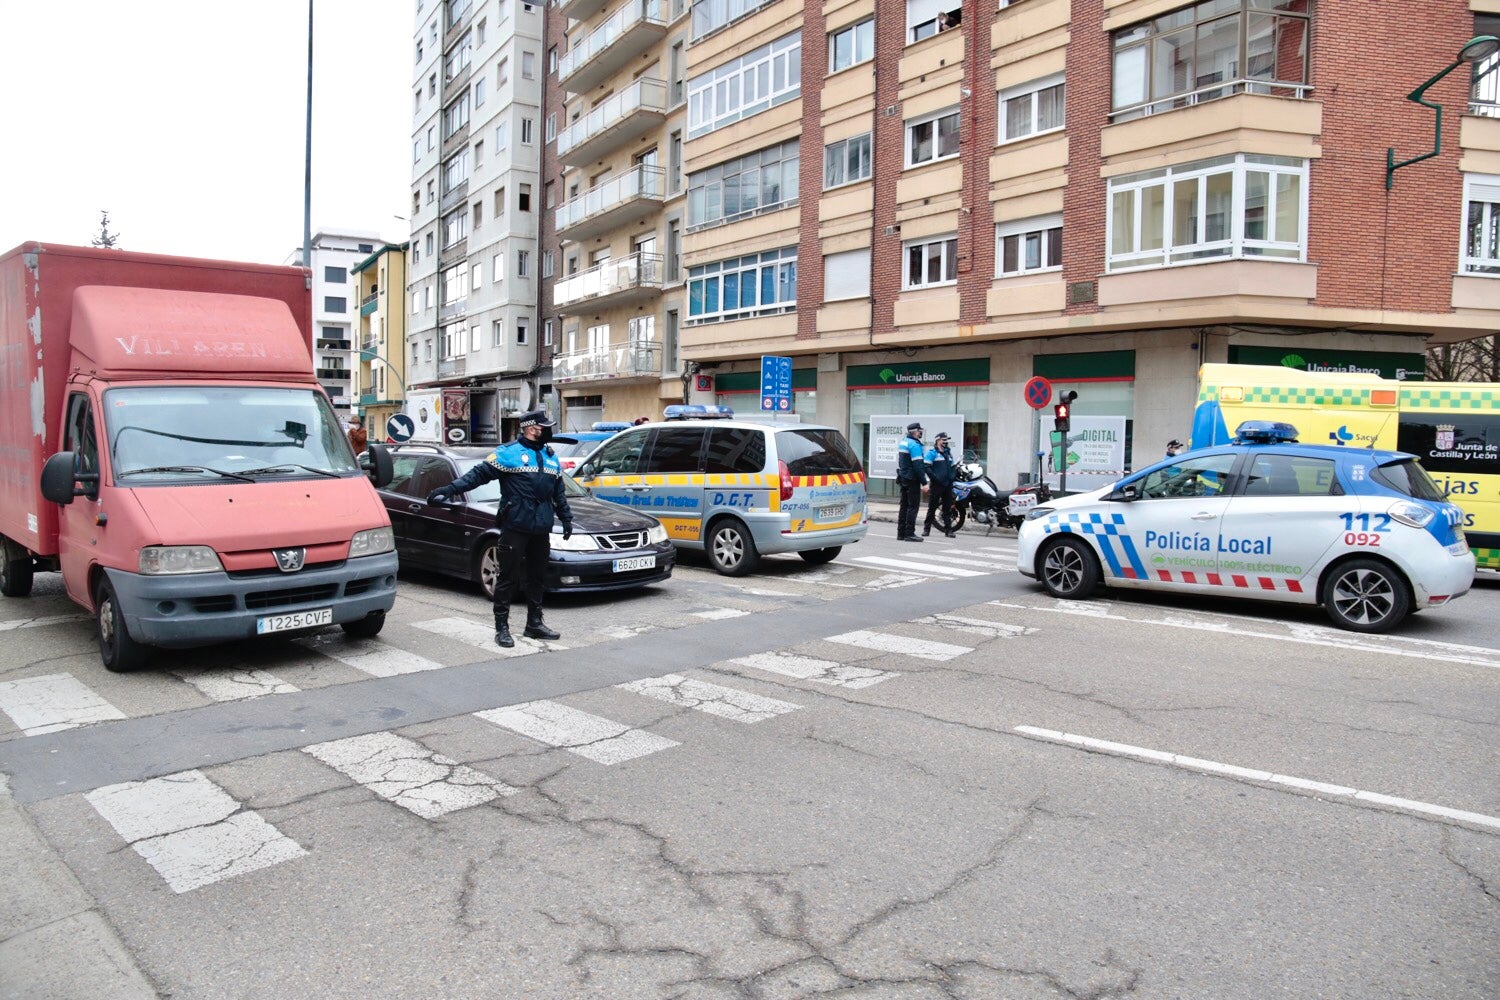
[868,414,965,480]
[1038,413,1128,491]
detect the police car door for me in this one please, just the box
[1215,451,1344,601]
[639,426,708,543]
[1123,452,1239,590]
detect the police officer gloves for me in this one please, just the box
[561,523,573,540]
[427,486,452,506]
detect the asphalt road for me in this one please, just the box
[2,529,1496,999]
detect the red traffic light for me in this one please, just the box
[1053,403,1069,421]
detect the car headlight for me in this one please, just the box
[350,527,395,557]
[1387,501,1434,529]
[139,545,223,575]
[1025,505,1054,522]
[647,524,668,545]
[550,529,597,551]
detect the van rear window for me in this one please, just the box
[776,429,862,476]
[1371,460,1446,502]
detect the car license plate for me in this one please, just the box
[613,556,655,573]
[818,504,847,520]
[256,607,333,635]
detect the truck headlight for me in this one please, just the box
[139,546,223,575]
[551,529,597,551]
[350,527,395,557]
[1387,501,1434,529]
[647,524,668,544]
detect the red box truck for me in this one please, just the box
[0,243,398,671]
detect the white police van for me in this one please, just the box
[1017,422,1475,633]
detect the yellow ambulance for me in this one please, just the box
[1191,364,1498,570]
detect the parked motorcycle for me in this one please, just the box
[938,463,1053,533]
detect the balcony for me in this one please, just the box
[554,251,664,313]
[553,343,661,384]
[438,356,467,379]
[316,368,351,382]
[316,339,351,351]
[558,0,668,94]
[558,78,668,166]
[556,165,666,242]
[439,179,469,215]
[561,0,609,25]
[439,299,468,323]
[362,335,378,352]
[360,292,379,316]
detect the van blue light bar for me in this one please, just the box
[663,404,735,421]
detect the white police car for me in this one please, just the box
[1017,422,1475,633]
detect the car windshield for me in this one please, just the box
[1371,459,1447,502]
[454,459,590,501]
[776,429,863,475]
[105,386,358,482]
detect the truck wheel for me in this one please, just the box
[1038,537,1101,600]
[340,611,386,639]
[0,549,33,598]
[1321,558,1410,634]
[798,547,841,565]
[707,520,759,577]
[95,578,148,673]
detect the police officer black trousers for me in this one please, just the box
[493,529,556,645]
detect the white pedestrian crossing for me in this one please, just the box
[915,614,1038,639]
[172,669,299,702]
[692,608,750,620]
[85,770,306,893]
[729,651,898,689]
[616,674,801,723]
[824,630,973,662]
[411,616,555,656]
[849,556,988,578]
[295,633,447,677]
[474,701,679,765]
[304,732,515,818]
[0,673,126,736]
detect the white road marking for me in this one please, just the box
[722,584,798,597]
[991,600,1500,670]
[915,614,1038,639]
[172,669,299,702]
[730,651,898,689]
[926,553,1020,572]
[600,623,659,640]
[304,732,514,818]
[85,770,306,893]
[851,556,988,577]
[295,634,446,677]
[692,608,750,620]
[0,673,127,735]
[1015,726,1500,832]
[411,616,558,656]
[617,674,801,723]
[474,701,678,765]
[0,614,91,633]
[858,572,928,590]
[825,630,974,662]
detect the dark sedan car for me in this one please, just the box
[377,444,674,597]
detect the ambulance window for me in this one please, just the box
[591,431,646,475]
[705,428,766,474]
[1371,460,1446,502]
[1139,453,1237,499]
[64,394,98,476]
[1244,455,1337,497]
[642,428,706,474]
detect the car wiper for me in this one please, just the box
[239,464,341,478]
[117,465,255,482]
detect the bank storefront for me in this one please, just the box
[847,359,990,499]
[1228,346,1427,381]
[1032,351,1137,491]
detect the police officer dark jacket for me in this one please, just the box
[897,425,928,485]
[436,412,574,535]
[924,437,957,488]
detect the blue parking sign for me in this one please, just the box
[760,355,792,412]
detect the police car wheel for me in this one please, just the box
[707,520,759,577]
[798,547,841,565]
[1321,558,1410,634]
[476,542,500,599]
[1038,537,1100,599]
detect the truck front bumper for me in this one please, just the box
[105,552,399,648]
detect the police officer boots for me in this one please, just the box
[523,603,560,641]
[494,609,514,648]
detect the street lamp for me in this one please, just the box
[1386,35,1500,189]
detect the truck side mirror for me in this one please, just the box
[366,445,394,489]
[40,452,98,504]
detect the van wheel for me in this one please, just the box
[0,546,33,598]
[1038,537,1101,600]
[476,541,500,599]
[707,520,759,577]
[798,547,841,565]
[340,611,386,639]
[1322,558,1410,633]
[95,578,148,673]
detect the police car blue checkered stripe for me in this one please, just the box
[1042,512,1145,579]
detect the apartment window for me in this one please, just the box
[521,118,534,144]
[996,215,1063,276]
[543,250,555,277]
[517,319,529,345]
[1107,154,1307,271]
[686,139,799,231]
[496,121,509,150]
[427,125,435,150]
[416,40,424,63]
[687,32,801,139]
[519,184,532,211]
[1112,0,1311,121]
[477,18,486,43]
[425,232,434,256]
[907,0,961,43]
[443,92,470,138]
[442,207,469,248]
[549,46,558,74]
[445,31,472,79]
[824,133,872,188]
[493,252,505,282]
[412,341,420,364]
[443,148,469,193]
[544,319,554,347]
[429,73,437,98]
[427,179,436,203]
[498,57,509,85]
[412,290,421,314]
[471,324,482,353]
[475,77,487,107]
[425,338,434,361]
[425,285,433,308]
[546,113,556,141]
[903,235,958,289]
[471,262,482,287]
[413,139,420,163]
[824,249,871,301]
[414,89,422,113]
[325,296,348,313]
[670,131,684,192]
[687,247,797,324]
[999,75,1065,143]
[907,109,959,167]
[518,250,531,276]
[1463,174,1500,274]
[495,186,506,216]
[492,320,503,347]
[323,266,347,283]
[440,263,470,305]
[828,19,874,74]
[670,41,685,105]
[522,51,535,79]
[690,0,773,42]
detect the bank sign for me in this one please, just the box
[847,358,990,390]
[1229,346,1427,382]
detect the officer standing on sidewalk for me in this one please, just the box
[427,409,573,648]
[922,431,958,537]
[896,422,928,542]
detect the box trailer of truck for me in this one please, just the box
[0,242,399,671]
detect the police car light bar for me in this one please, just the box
[663,404,735,421]
[591,421,631,431]
[1234,420,1299,444]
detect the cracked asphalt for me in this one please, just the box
[4,535,1498,998]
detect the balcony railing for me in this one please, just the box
[555,164,666,242]
[690,0,771,43]
[553,343,661,383]
[316,339,351,351]
[557,77,669,166]
[439,299,467,323]
[554,252,665,312]
[439,179,469,215]
[1474,59,1499,118]
[438,356,467,379]
[316,368,351,381]
[1110,80,1312,122]
[360,292,379,316]
[558,0,668,94]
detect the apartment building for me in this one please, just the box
[410,0,550,444]
[544,0,692,430]
[351,243,412,437]
[287,230,384,422]
[673,0,1500,494]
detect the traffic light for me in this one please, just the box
[1053,391,1077,433]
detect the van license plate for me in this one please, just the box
[818,504,847,520]
[613,556,655,573]
[256,608,333,635]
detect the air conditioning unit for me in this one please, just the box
[883,224,901,236]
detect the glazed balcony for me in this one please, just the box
[555,165,666,242]
[558,0,668,94]
[553,251,664,313]
[561,0,609,24]
[552,343,661,384]
[557,78,668,166]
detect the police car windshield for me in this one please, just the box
[453,458,589,501]
[1371,459,1446,502]
[776,429,862,475]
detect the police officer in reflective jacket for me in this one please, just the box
[896,422,928,542]
[427,409,574,647]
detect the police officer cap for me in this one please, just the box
[907,421,924,432]
[518,409,556,429]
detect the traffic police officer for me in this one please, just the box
[427,409,574,647]
[922,431,958,538]
[896,422,928,542]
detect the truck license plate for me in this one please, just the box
[818,504,847,520]
[256,608,333,635]
[613,556,655,573]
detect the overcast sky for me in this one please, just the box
[0,1,412,266]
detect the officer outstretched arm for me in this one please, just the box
[428,461,499,505]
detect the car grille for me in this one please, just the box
[244,583,339,610]
[595,530,649,551]
[192,595,236,613]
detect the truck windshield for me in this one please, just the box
[105,387,358,482]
